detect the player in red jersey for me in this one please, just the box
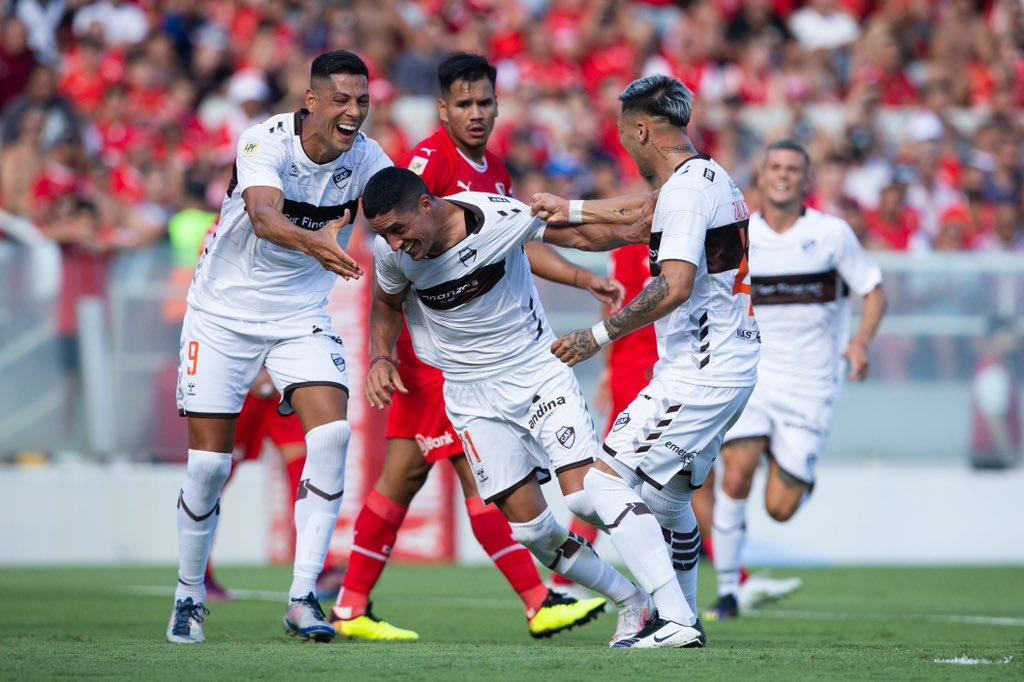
[331,53,624,641]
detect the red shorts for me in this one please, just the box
[606,359,657,436]
[235,393,306,461]
[385,329,463,463]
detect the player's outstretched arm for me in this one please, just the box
[551,259,696,367]
[523,242,625,307]
[541,218,650,252]
[243,186,363,280]
[531,191,657,226]
[365,281,410,409]
[844,284,887,381]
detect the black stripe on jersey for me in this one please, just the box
[415,259,506,310]
[293,108,308,134]
[673,154,712,173]
[705,220,748,274]
[282,198,358,231]
[750,269,850,305]
[444,198,485,235]
[647,219,749,275]
[226,162,238,197]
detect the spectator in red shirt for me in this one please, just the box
[864,174,922,251]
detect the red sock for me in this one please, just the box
[333,489,408,619]
[285,456,305,506]
[465,496,548,616]
[552,519,600,586]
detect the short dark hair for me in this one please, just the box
[311,50,369,83]
[618,75,693,128]
[362,167,432,219]
[764,139,811,169]
[437,52,497,96]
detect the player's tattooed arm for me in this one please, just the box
[366,282,409,408]
[243,186,363,280]
[550,260,696,367]
[530,191,658,226]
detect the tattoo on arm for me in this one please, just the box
[567,328,598,357]
[605,274,671,339]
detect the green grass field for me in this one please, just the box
[2,564,1022,680]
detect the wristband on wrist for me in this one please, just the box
[369,354,396,370]
[590,320,612,348]
[568,200,584,225]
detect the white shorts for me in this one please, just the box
[724,377,836,484]
[176,306,349,418]
[443,353,600,504]
[602,369,752,490]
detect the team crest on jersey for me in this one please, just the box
[241,141,259,156]
[556,426,576,448]
[703,168,716,182]
[408,156,429,175]
[333,167,352,188]
[802,238,817,253]
[612,413,630,432]
[331,353,346,372]
[457,247,477,266]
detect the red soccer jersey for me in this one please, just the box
[608,243,659,369]
[394,127,513,377]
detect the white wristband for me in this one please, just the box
[590,321,612,348]
[568,200,584,225]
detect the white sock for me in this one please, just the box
[641,482,700,615]
[175,449,232,604]
[583,468,695,625]
[562,489,604,528]
[509,509,638,606]
[289,420,350,600]
[712,492,747,598]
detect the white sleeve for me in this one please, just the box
[656,186,710,267]
[504,197,546,245]
[234,131,288,194]
[836,220,882,296]
[373,236,409,294]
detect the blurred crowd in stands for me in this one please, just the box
[1,0,1022,268]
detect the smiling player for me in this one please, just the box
[167,50,392,644]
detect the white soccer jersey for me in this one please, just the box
[375,192,552,380]
[649,155,760,387]
[188,109,392,321]
[748,207,882,392]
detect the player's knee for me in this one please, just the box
[639,483,690,523]
[508,508,568,566]
[185,449,232,497]
[765,495,801,522]
[721,466,754,500]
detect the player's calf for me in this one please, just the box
[763,461,810,522]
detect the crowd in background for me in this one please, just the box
[1,0,1022,262]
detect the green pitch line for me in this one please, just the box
[2,565,1022,680]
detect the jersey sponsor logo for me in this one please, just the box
[457,247,477,266]
[415,260,506,310]
[331,352,346,372]
[282,198,358,231]
[705,220,749,274]
[415,431,455,455]
[408,156,429,175]
[288,163,300,178]
[456,180,471,191]
[556,425,576,448]
[750,268,849,305]
[418,147,436,157]
[703,168,716,182]
[528,395,566,430]
[241,141,260,156]
[612,412,630,432]
[332,167,352,189]
[487,195,511,203]
[664,441,699,465]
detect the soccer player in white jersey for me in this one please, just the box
[534,74,759,648]
[704,140,887,621]
[361,167,659,648]
[167,51,393,644]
